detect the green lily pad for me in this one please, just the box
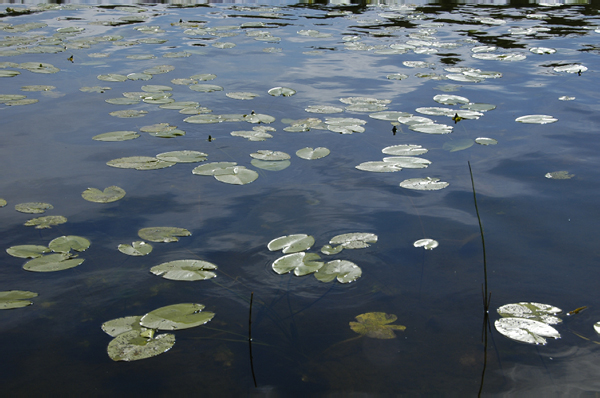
[382,145,428,156]
[21,85,55,92]
[6,245,50,258]
[24,215,67,229]
[409,123,453,134]
[461,103,496,112]
[192,162,238,176]
[387,73,408,80]
[102,316,143,337]
[494,318,560,345]
[330,233,378,249]
[144,65,175,75]
[350,312,406,339]
[268,87,296,97]
[231,129,274,141]
[515,115,557,124]
[433,94,470,105]
[272,252,324,276]
[498,302,562,325]
[414,238,438,250]
[296,147,330,160]
[49,235,90,253]
[214,166,259,185]
[138,227,191,243]
[553,64,587,73]
[15,202,53,214]
[140,303,214,330]
[314,260,361,283]
[82,186,126,203]
[545,171,574,179]
[400,177,449,191]
[594,322,600,335]
[244,113,276,124]
[105,97,141,105]
[97,73,127,82]
[226,92,258,100]
[190,73,216,81]
[475,137,497,145]
[150,260,218,281]
[109,110,148,118]
[0,198,6,207]
[189,84,223,93]
[0,70,20,77]
[356,161,402,173]
[107,156,175,170]
[305,105,344,114]
[118,241,153,256]
[107,329,175,362]
[320,245,344,255]
[156,151,207,163]
[250,150,290,161]
[92,131,140,142]
[0,290,38,309]
[268,234,315,254]
[23,253,84,272]
[251,159,290,171]
[383,157,431,168]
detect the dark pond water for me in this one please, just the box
[1,0,600,396]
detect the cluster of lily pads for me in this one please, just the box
[6,235,90,272]
[267,233,377,284]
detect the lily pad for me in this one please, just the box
[231,129,273,141]
[433,94,470,105]
[140,303,214,330]
[296,147,330,160]
[410,123,453,134]
[23,253,84,272]
[594,322,600,335]
[320,245,344,255]
[515,115,557,124]
[97,73,127,82]
[494,318,560,345]
[314,260,361,283]
[475,137,498,145]
[400,178,449,191]
[150,260,218,281]
[107,329,175,362]
[330,233,377,249]
[107,156,175,170]
[305,105,344,114]
[102,316,143,337]
[356,161,402,173]
[272,252,324,276]
[226,92,258,100]
[369,111,411,121]
[0,199,6,207]
[189,84,223,93]
[15,202,53,214]
[118,241,153,256]
[350,312,406,339]
[545,171,574,179]
[497,302,562,325]
[268,87,296,97]
[383,157,431,168]
[0,290,38,309]
[214,166,259,185]
[48,235,90,253]
[6,245,50,258]
[553,64,587,74]
[82,186,126,203]
[138,227,191,243]
[92,131,140,142]
[24,215,67,229]
[244,113,276,124]
[414,238,438,250]
[109,110,148,118]
[156,151,208,163]
[250,150,290,161]
[382,145,428,156]
[192,162,238,176]
[268,234,315,254]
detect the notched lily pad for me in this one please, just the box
[24,215,67,229]
[314,259,361,283]
[6,245,50,258]
[268,234,315,254]
[350,312,406,339]
[107,156,175,170]
[515,115,557,124]
[15,202,53,214]
[107,329,175,362]
[140,303,214,330]
[102,316,143,337]
[150,260,218,281]
[192,162,237,176]
[545,171,573,180]
[268,87,296,97]
[23,253,84,272]
[296,147,330,160]
[138,227,191,243]
[330,233,377,249]
[498,302,562,325]
[250,150,290,161]
[382,145,428,156]
[495,318,560,345]
[118,241,153,256]
[93,131,140,142]
[0,290,38,309]
[400,178,449,191]
[414,238,438,250]
[48,235,90,253]
[156,151,207,163]
[272,252,324,276]
[214,166,259,185]
[82,186,126,203]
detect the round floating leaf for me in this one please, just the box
[251,159,290,171]
[21,85,55,92]
[231,129,273,141]
[156,151,207,163]
[356,161,402,173]
[321,245,343,255]
[82,186,126,203]
[192,162,238,176]
[475,137,497,145]
[138,227,191,243]
[414,238,438,250]
[530,47,556,54]
[433,94,470,105]
[268,87,296,97]
[102,316,143,337]
[190,73,216,81]
[594,322,600,335]
[382,145,428,156]
[107,156,175,170]
[330,233,377,249]
[6,245,50,258]
[0,70,20,77]
[314,260,361,283]
[400,177,449,191]
[545,171,574,180]
[15,202,53,214]
[118,241,153,256]
[305,105,344,114]
[140,303,214,330]
[244,113,276,124]
[0,198,6,207]
[553,64,587,73]
[272,252,324,276]
[559,96,575,101]
[515,115,557,124]
[497,302,562,325]
[141,85,172,93]
[494,318,560,345]
[214,166,259,185]
[93,131,140,142]
[105,97,140,105]
[0,290,38,310]
[24,215,67,229]
[461,103,496,112]
[5,99,38,106]
[23,253,84,272]
[387,73,408,80]
[250,150,290,161]
[369,111,412,121]
[226,92,258,100]
[144,65,175,75]
[189,84,223,93]
[296,147,330,160]
[97,73,127,82]
[49,235,90,253]
[350,312,406,339]
[410,123,453,134]
[107,329,175,362]
[150,260,218,281]
[268,234,315,254]
[383,156,431,168]
[109,110,148,118]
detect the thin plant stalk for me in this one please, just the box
[249,292,257,388]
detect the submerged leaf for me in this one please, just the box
[107,329,175,362]
[314,260,361,283]
[251,159,290,171]
[82,186,125,203]
[350,312,406,339]
[0,290,38,310]
[150,260,217,281]
[138,227,191,243]
[140,303,214,330]
[118,241,152,256]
